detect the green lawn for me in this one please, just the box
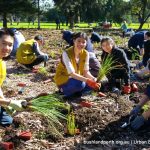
[0,22,150,29]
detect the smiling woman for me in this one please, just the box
[0,29,27,128]
[54,32,101,98]
[0,29,14,59]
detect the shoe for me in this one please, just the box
[112,87,120,95]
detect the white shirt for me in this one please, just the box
[13,31,25,52]
[62,51,89,74]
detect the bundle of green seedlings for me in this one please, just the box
[38,67,48,76]
[27,94,69,138]
[97,54,120,81]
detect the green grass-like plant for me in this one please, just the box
[97,54,120,81]
[29,94,69,138]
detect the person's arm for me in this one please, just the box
[83,52,96,81]
[0,98,11,106]
[32,42,44,56]
[0,88,11,106]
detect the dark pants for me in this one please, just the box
[56,23,60,29]
[142,56,149,67]
[24,55,45,68]
[0,107,13,127]
[108,69,130,88]
[89,52,101,77]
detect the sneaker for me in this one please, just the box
[112,87,120,95]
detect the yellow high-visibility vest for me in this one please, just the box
[16,39,36,64]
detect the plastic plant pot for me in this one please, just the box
[0,142,14,150]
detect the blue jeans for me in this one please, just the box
[59,78,92,97]
[0,107,13,127]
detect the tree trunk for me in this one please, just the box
[37,0,40,29]
[138,21,145,30]
[3,13,7,28]
[69,16,74,29]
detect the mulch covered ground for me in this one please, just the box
[0,29,149,150]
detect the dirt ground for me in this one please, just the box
[0,29,150,150]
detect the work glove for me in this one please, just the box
[131,115,145,130]
[130,105,141,116]
[122,85,131,94]
[43,54,49,62]
[9,99,27,111]
[86,79,101,90]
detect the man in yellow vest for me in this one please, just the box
[16,35,48,69]
[0,29,26,127]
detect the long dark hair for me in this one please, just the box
[73,32,88,41]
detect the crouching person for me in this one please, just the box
[54,32,101,97]
[62,30,101,77]
[101,37,131,94]
[0,29,26,127]
[130,64,150,130]
[16,35,48,69]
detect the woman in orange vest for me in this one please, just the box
[54,32,101,97]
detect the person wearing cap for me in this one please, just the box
[0,29,26,127]
[130,63,150,130]
[54,32,101,98]
[62,30,101,77]
[10,28,25,57]
[16,35,48,69]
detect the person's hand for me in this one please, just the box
[130,105,141,116]
[86,79,101,90]
[131,115,145,130]
[9,100,27,111]
[122,85,131,94]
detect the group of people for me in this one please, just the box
[0,28,150,132]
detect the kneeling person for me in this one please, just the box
[0,29,26,127]
[16,35,48,69]
[130,64,150,130]
[54,32,101,97]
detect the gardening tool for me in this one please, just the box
[17,82,26,94]
[121,115,135,129]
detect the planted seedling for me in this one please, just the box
[22,94,68,138]
[97,54,120,82]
